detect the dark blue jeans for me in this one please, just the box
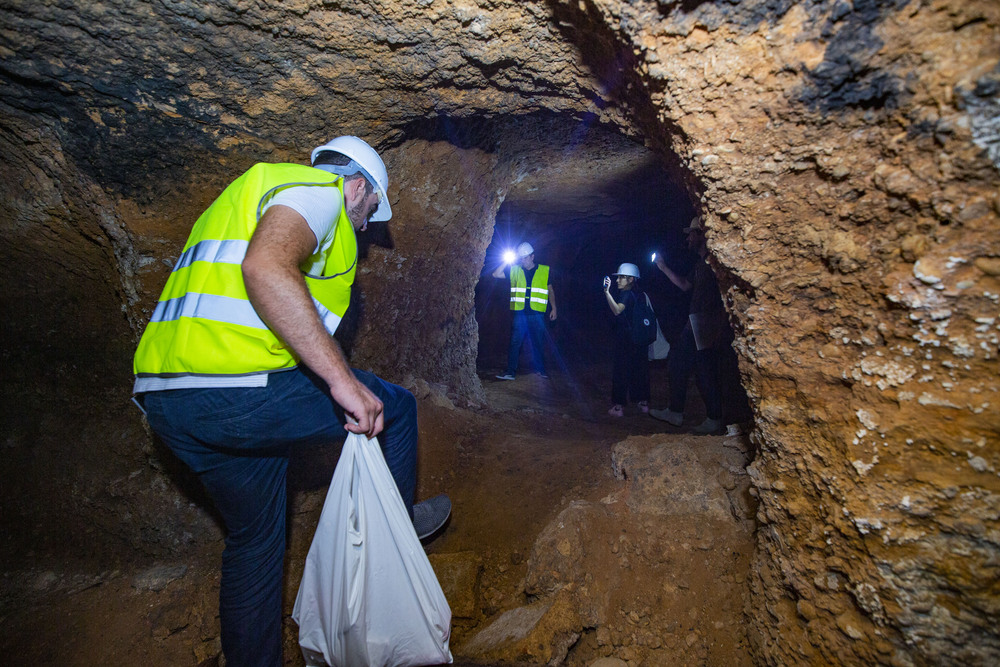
[505,309,547,375]
[142,367,417,667]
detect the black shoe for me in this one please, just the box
[413,494,452,540]
[693,417,723,434]
[649,408,684,426]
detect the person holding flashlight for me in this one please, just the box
[492,241,557,380]
[603,263,651,417]
[650,216,749,434]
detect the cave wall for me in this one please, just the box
[0,109,137,558]
[0,107,225,562]
[594,2,1000,663]
[1,0,999,664]
[348,138,506,404]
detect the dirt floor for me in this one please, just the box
[0,356,757,666]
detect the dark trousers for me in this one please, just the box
[505,308,547,375]
[612,340,650,405]
[143,367,417,667]
[719,343,753,424]
[667,323,723,421]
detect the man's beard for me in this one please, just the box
[348,197,370,231]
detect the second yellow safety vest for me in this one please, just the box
[509,264,550,312]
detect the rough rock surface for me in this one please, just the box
[462,434,755,666]
[1,1,998,665]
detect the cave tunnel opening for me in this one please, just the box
[472,121,750,428]
[0,105,762,666]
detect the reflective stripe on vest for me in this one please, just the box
[134,162,355,380]
[509,264,550,312]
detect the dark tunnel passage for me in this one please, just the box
[472,126,733,419]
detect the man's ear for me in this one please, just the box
[345,176,366,201]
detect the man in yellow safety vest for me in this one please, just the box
[492,241,557,380]
[132,136,451,666]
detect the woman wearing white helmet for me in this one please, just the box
[603,262,651,417]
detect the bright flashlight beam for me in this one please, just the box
[503,250,517,264]
[651,252,657,262]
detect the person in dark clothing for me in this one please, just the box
[603,262,650,417]
[650,217,751,434]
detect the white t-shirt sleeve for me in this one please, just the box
[261,185,343,254]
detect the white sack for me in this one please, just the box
[292,431,453,667]
[647,294,670,360]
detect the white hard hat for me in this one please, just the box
[517,242,534,258]
[311,136,392,222]
[613,263,640,279]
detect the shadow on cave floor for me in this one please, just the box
[0,351,756,666]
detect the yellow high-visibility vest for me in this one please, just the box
[133,162,356,381]
[509,264,550,312]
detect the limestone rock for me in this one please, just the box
[460,590,581,665]
[517,434,754,665]
[610,434,748,523]
[132,565,188,592]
